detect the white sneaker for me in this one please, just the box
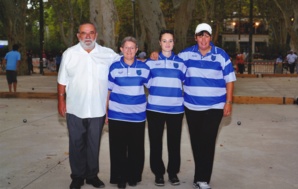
[193,181,211,189]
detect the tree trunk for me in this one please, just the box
[172,0,196,52]
[0,0,27,75]
[273,0,298,51]
[137,0,166,53]
[90,0,119,51]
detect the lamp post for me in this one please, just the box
[39,0,48,74]
[39,0,44,74]
[131,0,136,37]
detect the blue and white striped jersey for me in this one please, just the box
[108,57,150,122]
[178,43,236,111]
[146,52,186,114]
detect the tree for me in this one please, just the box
[46,0,89,48]
[0,0,28,75]
[137,0,166,53]
[172,0,197,52]
[272,0,298,51]
[90,0,119,51]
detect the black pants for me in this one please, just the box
[238,63,245,74]
[147,110,183,177]
[108,119,145,184]
[288,63,295,74]
[66,114,105,180]
[28,61,33,74]
[185,107,223,183]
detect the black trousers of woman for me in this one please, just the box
[108,119,145,184]
[147,110,184,177]
[185,107,223,183]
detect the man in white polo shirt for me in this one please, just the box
[286,50,298,74]
[57,22,120,189]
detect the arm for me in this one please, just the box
[57,83,67,117]
[223,82,234,117]
[105,91,111,124]
[2,58,6,66]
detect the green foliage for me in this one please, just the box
[114,0,134,48]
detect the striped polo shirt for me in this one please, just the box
[146,52,186,114]
[178,43,236,111]
[108,57,150,122]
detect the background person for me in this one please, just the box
[236,50,245,74]
[107,36,150,189]
[57,22,120,189]
[275,54,283,73]
[27,50,33,75]
[178,23,236,189]
[55,50,63,72]
[145,29,186,187]
[286,50,298,74]
[2,44,21,92]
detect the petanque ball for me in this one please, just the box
[23,119,27,123]
[237,121,241,125]
[32,88,34,90]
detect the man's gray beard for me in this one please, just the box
[80,39,96,50]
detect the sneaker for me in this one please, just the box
[168,175,180,185]
[86,177,105,188]
[155,175,165,186]
[69,178,84,189]
[193,181,211,189]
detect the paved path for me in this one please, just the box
[0,75,298,189]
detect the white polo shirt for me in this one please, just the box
[286,53,298,64]
[58,43,120,118]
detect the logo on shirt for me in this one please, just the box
[136,70,142,75]
[211,55,216,61]
[173,62,179,68]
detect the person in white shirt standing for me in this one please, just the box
[57,22,120,189]
[286,50,298,74]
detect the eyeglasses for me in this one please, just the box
[122,47,137,51]
[79,31,96,37]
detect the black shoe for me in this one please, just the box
[69,179,84,189]
[155,175,165,186]
[86,177,105,188]
[169,174,180,185]
[128,181,137,187]
[117,181,126,189]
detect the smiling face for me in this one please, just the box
[159,33,174,53]
[195,31,212,55]
[120,40,138,64]
[77,23,98,52]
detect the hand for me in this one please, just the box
[58,100,66,117]
[223,103,232,117]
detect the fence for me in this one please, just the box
[243,61,288,74]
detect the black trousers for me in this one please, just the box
[238,63,245,74]
[185,107,223,183]
[108,119,145,184]
[66,113,105,180]
[288,63,295,74]
[147,110,184,177]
